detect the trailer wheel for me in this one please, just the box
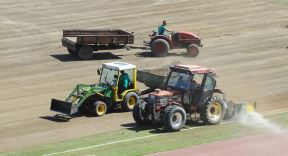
[67,48,76,56]
[93,101,107,116]
[163,105,186,132]
[200,97,225,125]
[122,92,139,111]
[187,44,199,57]
[133,103,153,125]
[151,39,169,57]
[77,46,93,60]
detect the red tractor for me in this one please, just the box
[146,31,203,57]
[133,64,256,131]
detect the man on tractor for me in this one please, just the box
[118,70,130,94]
[158,20,173,36]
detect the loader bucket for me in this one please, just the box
[50,99,74,115]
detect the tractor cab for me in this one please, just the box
[164,65,217,109]
[99,62,137,100]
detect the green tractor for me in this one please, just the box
[51,61,139,116]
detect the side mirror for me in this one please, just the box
[97,69,101,75]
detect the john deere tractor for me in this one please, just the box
[51,61,139,116]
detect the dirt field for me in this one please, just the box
[0,0,287,152]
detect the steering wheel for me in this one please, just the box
[104,76,117,91]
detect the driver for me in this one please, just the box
[158,20,173,36]
[176,75,189,90]
[118,70,130,93]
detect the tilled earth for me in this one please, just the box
[0,0,287,152]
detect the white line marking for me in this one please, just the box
[41,126,205,156]
[42,110,287,156]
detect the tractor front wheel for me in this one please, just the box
[93,101,107,116]
[200,97,225,125]
[186,44,199,57]
[151,39,169,57]
[122,92,139,111]
[133,103,153,125]
[77,45,93,60]
[163,105,186,132]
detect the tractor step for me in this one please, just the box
[50,99,75,115]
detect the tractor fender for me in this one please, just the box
[168,102,185,109]
[82,93,105,106]
[150,36,172,49]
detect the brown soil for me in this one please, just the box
[0,0,287,152]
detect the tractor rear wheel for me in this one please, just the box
[163,105,186,132]
[186,44,199,57]
[200,97,225,125]
[93,101,107,116]
[122,92,139,111]
[133,103,153,125]
[77,45,93,60]
[151,39,169,57]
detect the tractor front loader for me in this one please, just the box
[51,61,140,117]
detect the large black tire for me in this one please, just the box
[186,44,199,57]
[122,92,139,111]
[151,39,169,57]
[200,97,225,125]
[77,45,93,60]
[133,103,153,125]
[67,48,76,56]
[163,105,186,132]
[93,101,107,116]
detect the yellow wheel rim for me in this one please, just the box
[209,101,222,118]
[128,96,136,107]
[97,103,106,115]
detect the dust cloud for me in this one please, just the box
[236,112,285,134]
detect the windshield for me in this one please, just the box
[166,71,192,90]
[99,67,118,86]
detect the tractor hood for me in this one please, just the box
[175,31,202,46]
[149,89,173,97]
[177,31,200,40]
[71,83,108,98]
[88,83,111,94]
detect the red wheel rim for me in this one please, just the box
[156,44,164,52]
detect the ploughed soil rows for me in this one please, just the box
[0,0,287,152]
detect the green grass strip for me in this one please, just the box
[2,112,287,156]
